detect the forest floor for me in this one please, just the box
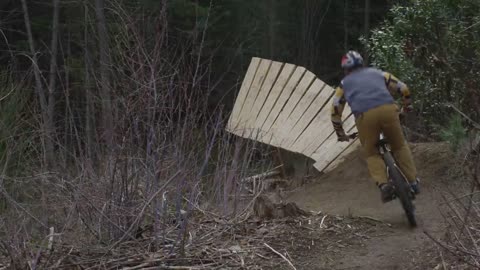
[5,142,463,269]
[260,142,465,270]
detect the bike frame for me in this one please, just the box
[377,133,414,189]
[376,132,417,226]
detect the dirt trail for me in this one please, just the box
[286,143,454,269]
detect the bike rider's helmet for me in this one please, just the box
[341,50,364,70]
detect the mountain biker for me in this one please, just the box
[331,50,420,202]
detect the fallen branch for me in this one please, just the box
[444,103,480,130]
[241,165,283,183]
[359,215,392,227]
[320,215,328,229]
[263,242,296,270]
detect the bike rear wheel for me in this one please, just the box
[383,152,417,227]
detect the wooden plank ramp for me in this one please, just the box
[226,57,360,173]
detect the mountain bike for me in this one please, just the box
[344,132,417,227]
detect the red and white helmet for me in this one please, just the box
[341,50,364,69]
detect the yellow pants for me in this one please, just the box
[355,104,417,185]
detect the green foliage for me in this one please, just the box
[439,114,467,151]
[0,71,32,168]
[367,0,480,132]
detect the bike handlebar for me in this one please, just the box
[347,132,358,139]
[338,132,358,142]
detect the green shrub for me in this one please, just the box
[439,114,467,152]
[366,0,480,133]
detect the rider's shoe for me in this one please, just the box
[410,178,420,195]
[379,183,395,203]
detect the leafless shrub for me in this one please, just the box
[427,132,480,268]
[0,1,272,268]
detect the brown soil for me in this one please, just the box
[279,142,457,269]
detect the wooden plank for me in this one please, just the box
[285,81,332,150]
[268,70,316,147]
[225,58,362,174]
[278,79,326,148]
[235,59,272,136]
[296,94,333,154]
[289,89,334,154]
[302,103,353,157]
[313,138,360,172]
[227,57,261,132]
[314,124,360,173]
[310,115,358,171]
[254,63,296,135]
[309,112,356,159]
[245,61,284,140]
[322,139,361,173]
[261,67,306,143]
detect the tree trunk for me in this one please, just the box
[84,3,94,161]
[47,0,60,168]
[94,0,113,149]
[20,0,54,167]
[363,0,370,64]
[344,0,349,51]
[268,0,275,58]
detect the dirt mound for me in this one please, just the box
[283,142,456,269]
[287,142,452,222]
[253,193,310,219]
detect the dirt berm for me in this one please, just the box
[285,142,456,269]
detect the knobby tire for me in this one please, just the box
[383,151,417,227]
